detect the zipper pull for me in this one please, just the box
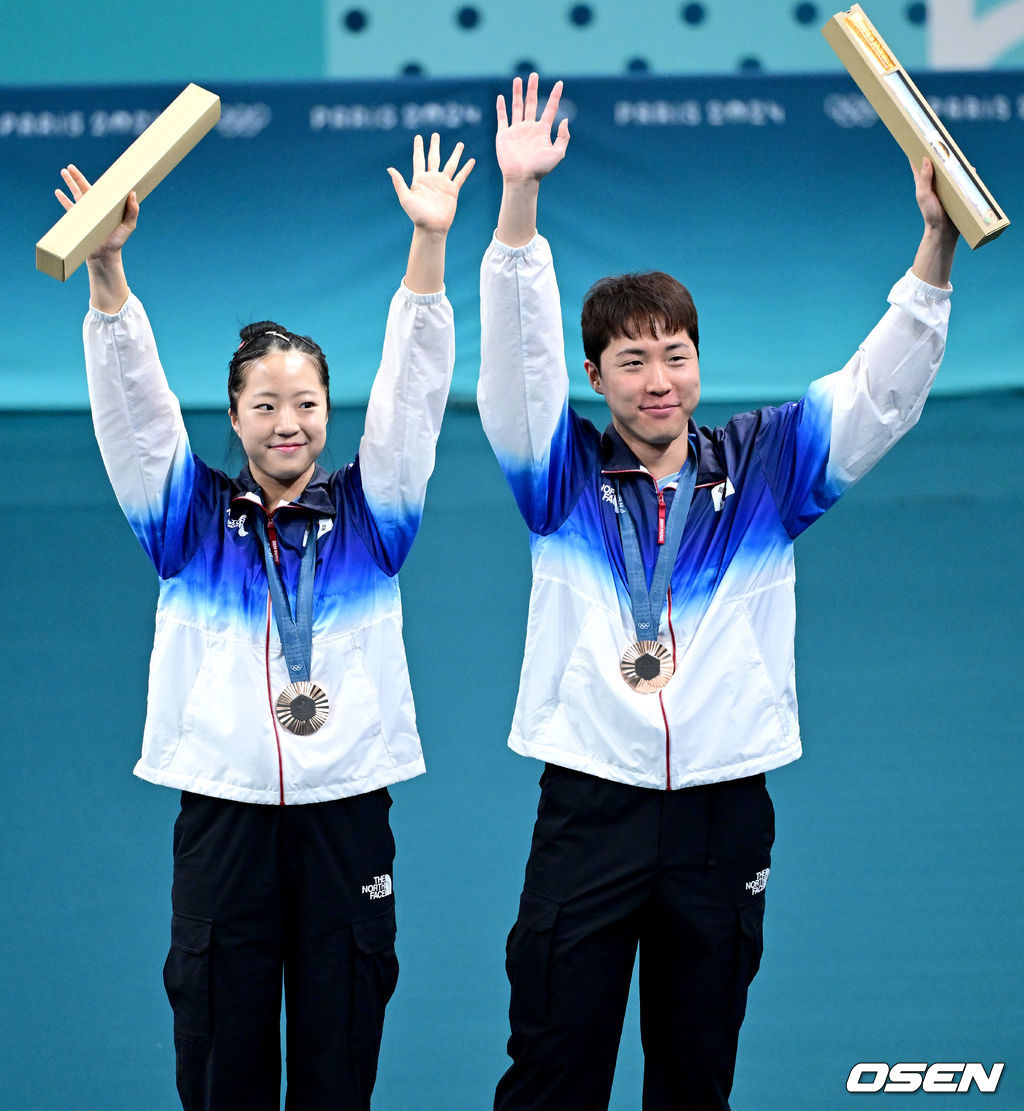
[657,489,666,545]
[266,515,281,565]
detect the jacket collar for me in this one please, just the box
[230,463,336,517]
[599,421,726,487]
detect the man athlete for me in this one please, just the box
[478,73,958,1111]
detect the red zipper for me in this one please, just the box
[266,514,281,565]
[654,481,674,789]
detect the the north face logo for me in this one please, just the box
[362,874,393,900]
[745,868,769,895]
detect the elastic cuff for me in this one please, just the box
[901,267,953,300]
[488,231,543,258]
[87,291,135,323]
[398,281,447,305]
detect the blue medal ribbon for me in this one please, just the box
[614,461,696,644]
[251,513,317,683]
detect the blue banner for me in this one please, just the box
[3,72,1021,409]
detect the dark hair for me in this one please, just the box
[227,321,331,414]
[581,271,699,368]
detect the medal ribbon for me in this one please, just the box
[251,513,317,683]
[614,461,696,643]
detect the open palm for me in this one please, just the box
[496,73,570,182]
[388,133,474,234]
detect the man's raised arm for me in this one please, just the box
[479,76,583,534]
[910,156,959,289]
[495,73,570,247]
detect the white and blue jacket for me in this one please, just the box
[478,234,950,791]
[85,284,454,805]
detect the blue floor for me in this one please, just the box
[2,394,1022,1109]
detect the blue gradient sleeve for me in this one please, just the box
[495,405,601,537]
[335,458,417,577]
[755,378,841,539]
[123,453,224,580]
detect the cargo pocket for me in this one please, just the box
[506,889,560,1026]
[163,913,213,1042]
[351,906,399,1042]
[732,896,766,1028]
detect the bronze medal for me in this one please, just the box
[275,681,330,735]
[620,640,674,694]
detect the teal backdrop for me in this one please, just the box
[2,2,1022,1107]
[4,71,1023,410]
[2,397,1022,1109]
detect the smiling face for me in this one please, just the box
[580,270,701,478]
[586,329,700,477]
[229,350,329,508]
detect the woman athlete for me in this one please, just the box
[55,132,473,1111]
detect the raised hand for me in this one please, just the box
[388,133,475,235]
[390,133,474,294]
[56,164,139,258]
[909,157,958,289]
[911,157,957,237]
[56,164,135,311]
[496,73,570,184]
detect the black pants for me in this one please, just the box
[495,765,775,1111]
[163,789,399,1111]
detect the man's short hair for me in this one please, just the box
[581,271,699,367]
